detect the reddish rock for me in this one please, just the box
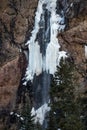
[58,13,87,92]
[0,0,38,110]
[0,54,26,110]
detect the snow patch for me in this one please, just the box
[85,45,87,59]
[31,103,50,125]
[57,51,67,66]
[10,112,24,121]
[10,112,14,115]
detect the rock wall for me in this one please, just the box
[0,0,38,110]
[58,0,87,92]
[0,54,26,110]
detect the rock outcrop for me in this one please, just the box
[0,54,26,110]
[58,0,87,92]
[0,0,38,110]
[0,1,38,129]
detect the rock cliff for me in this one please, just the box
[58,0,87,92]
[0,0,38,111]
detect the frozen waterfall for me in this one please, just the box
[23,0,66,125]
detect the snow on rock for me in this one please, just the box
[31,103,50,125]
[57,51,67,66]
[85,45,87,59]
[10,112,24,121]
[10,111,14,115]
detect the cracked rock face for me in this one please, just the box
[0,0,38,62]
[57,0,87,18]
[58,1,87,92]
[0,0,38,111]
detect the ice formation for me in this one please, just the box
[85,45,87,58]
[31,103,50,125]
[24,0,67,125]
[24,0,66,84]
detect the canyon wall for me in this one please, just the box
[0,0,38,111]
[0,0,87,116]
[58,0,87,92]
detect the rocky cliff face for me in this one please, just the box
[0,0,38,111]
[0,54,26,109]
[58,0,87,92]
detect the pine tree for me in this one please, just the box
[18,93,43,130]
[80,91,87,130]
[35,122,43,130]
[47,58,84,130]
[18,96,35,130]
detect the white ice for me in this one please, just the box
[46,9,66,74]
[31,103,50,125]
[24,0,67,124]
[25,42,42,82]
[85,45,87,59]
[24,0,66,83]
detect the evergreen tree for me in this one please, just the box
[47,58,84,130]
[18,95,43,130]
[18,97,35,130]
[35,122,43,130]
[80,91,87,130]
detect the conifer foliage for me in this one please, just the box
[18,97,35,130]
[18,96,42,130]
[47,58,84,130]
